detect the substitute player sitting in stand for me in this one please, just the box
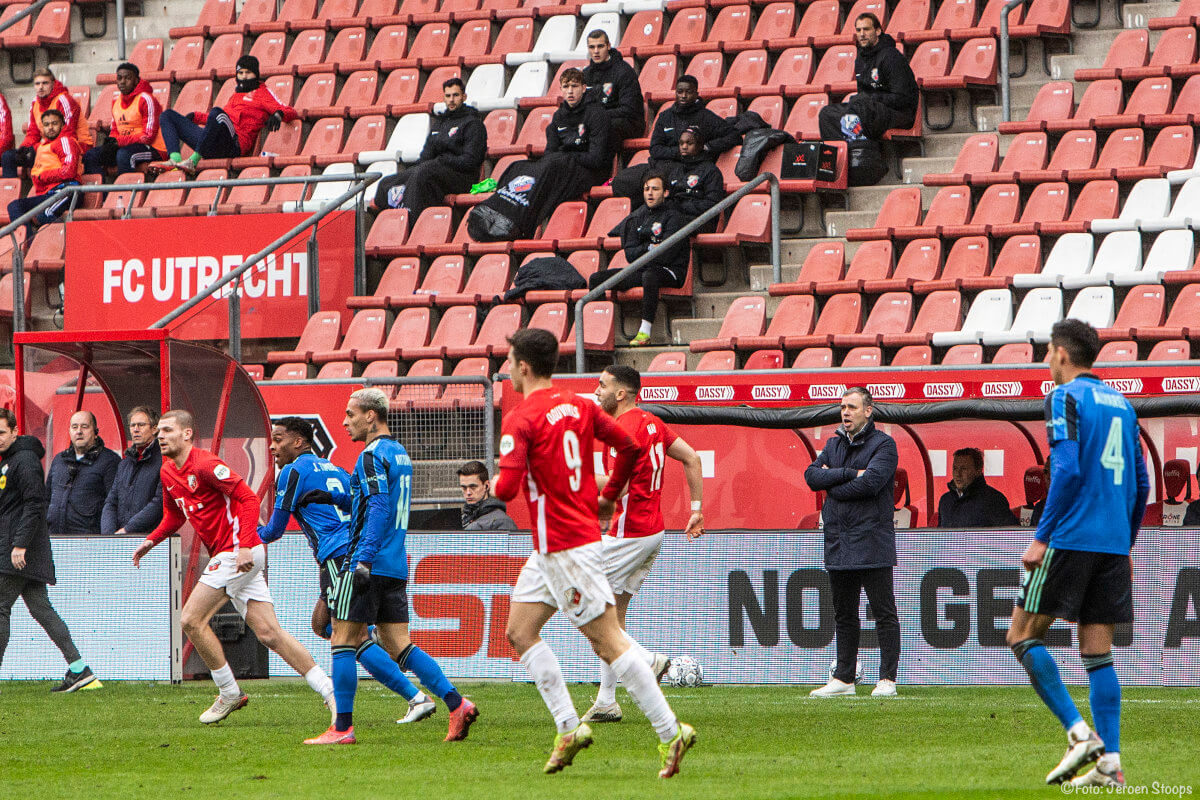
[132,410,336,725]
[83,63,166,176]
[299,389,477,745]
[493,328,696,778]
[257,417,436,726]
[1007,319,1149,788]
[2,69,91,180]
[5,108,82,231]
[582,365,705,724]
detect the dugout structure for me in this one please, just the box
[12,329,273,682]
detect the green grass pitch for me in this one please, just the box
[1,681,1197,799]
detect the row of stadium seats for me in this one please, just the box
[1000,78,1200,136]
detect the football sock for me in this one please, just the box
[638,320,653,336]
[1084,652,1120,755]
[598,634,654,705]
[397,643,461,711]
[1012,639,1083,732]
[520,640,579,735]
[332,646,357,731]
[168,152,182,163]
[187,152,201,166]
[356,641,419,701]
[610,646,678,743]
[210,663,241,701]
[68,659,87,674]
[1099,753,1122,771]
[304,664,335,705]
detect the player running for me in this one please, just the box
[132,410,336,725]
[1006,319,1149,787]
[493,329,696,778]
[257,417,436,726]
[301,388,477,745]
[582,365,705,724]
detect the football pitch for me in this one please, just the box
[2,681,1197,799]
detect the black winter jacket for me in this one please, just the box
[648,100,740,162]
[855,33,919,116]
[617,203,689,280]
[804,419,898,570]
[462,497,518,531]
[937,476,1017,528]
[101,442,163,536]
[545,97,612,175]
[666,156,724,219]
[0,436,56,584]
[419,104,487,175]
[46,437,119,536]
[582,49,644,129]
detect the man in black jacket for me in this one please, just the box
[611,75,741,205]
[374,77,487,215]
[937,447,1018,528]
[804,387,901,698]
[0,408,100,691]
[587,170,688,346]
[46,410,120,536]
[101,406,163,536]
[458,461,517,531]
[582,30,644,145]
[818,13,918,142]
[667,127,724,222]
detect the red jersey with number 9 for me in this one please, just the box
[603,406,678,538]
[495,387,638,554]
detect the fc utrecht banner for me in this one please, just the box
[63,212,356,339]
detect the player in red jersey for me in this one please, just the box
[582,365,705,724]
[492,329,697,778]
[132,410,335,725]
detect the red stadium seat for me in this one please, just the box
[209,0,276,35]
[24,225,65,272]
[312,309,388,363]
[812,0,888,48]
[729,2,795,53]
[992,343,1033,364]
[527,302,570,342]
[143,36,205,82]
[321,115,387,165]
[446,304,522,358]
[949,0,1021,40]
[998,81,1073,134]
[1147,340,1191,360]
[678,5,751,57]
[315,362,355,379]
[891,345,933,366]
[491,106,555,156]
[617,11,664,58]
[731,295,816,351]
[1115,126,1194,181]
[97,39,164,83]
[435,254,511,306]
[1144,75,1200,128]
[131,171,189,219]
[633,7,707,57]
[307,70,377,118]
[908,0,976,43]
[356,308,432,362]
[891,185,971,240]
[273,117,344,168]
[882,290,962,346]
[908,40,952,87]
[1064,128,1142,182]
[941,344,983,364]
[347,257,421,308]
[814,240,892,295]
[1132,284,1200,341]
[402,305,477,360]
[247,0,317,33]
[1074,30,1147,82]
[1096,341,1138,362]
[1040,180,1118,235]
[558,198,629,251]
[690,296,767,352]
[394,359,445,407]
[841,347,882,368]
[886,0,932,42]
[792,347,833,368]
[266,311,343,364]
[913,236,989,293]
[940,184,1019,238]
[989,182,1069,237]
[647,352,687,371]
[769,241,844,296]
[270,363,309,380]
[1008,0,1070,37]
[1119,27,1196,82]
[511,201,587,252]
[968,132,1047,185]
[1093,77,1171,130]
[395,255,465,307]
[169,0,236,37]
[174,33,244,82]
[1100,284,1165,340]
[1046,79,1122,132]
[832,292,913,347]
[215,166,271,213]
[709,50,769,99]
[1150,0,1200,28]
[559,301,616,354]
[782,292,863,348]
[744,349,785,369]
[391,206,454,257]
[864,238,942,292]
[364,208,411,257]
[694,350,737,371]
[846,186,921,240]
[783,93,828,139]
[338,25,408,73]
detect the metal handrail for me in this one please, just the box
[573,172,781,373]
[0,0,53,35]
[999,0,1029,123]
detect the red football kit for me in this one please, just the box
[603,406,678,538]
[494,387,638,554]
[146,447,262,556]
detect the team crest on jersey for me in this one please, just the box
[603,82,613,96]
[214,464,231,480]
[187,475,198,490]
[565,587,582,607]
[687,174,699,188]
[507,175,535,193]
[207,560,220,572]
[870,68,880,83]
[448,126,458,136]
[499,434,515,456]
[578,124,586,136]
[651,221,663,236]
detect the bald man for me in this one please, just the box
[46,410,120,535]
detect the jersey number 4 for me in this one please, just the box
[1101,417,1125,486]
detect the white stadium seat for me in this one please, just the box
[931,289,1013,346]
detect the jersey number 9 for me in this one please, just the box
[563,430,582,492]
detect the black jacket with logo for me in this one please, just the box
[667,156,724,219]
[418,104,487,175]
[545,97,612,175]
[648,99,740,162]
[582,49,644,129]
[617,203,689,280]
[855,33,919,116]
[0,436,56,584]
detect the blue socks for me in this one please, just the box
[357,641,419,701]
[397,643,461,711]
[1084,652,1120,754]
[1013,638,1083,731]
[332,646,357,731]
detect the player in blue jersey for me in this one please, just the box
[299,389,479,745]
[1007,320,1150,788]
[258,417,436,727]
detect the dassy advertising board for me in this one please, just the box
[63,212,356,339]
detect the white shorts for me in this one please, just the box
[512,541,615,628]
[602,532,664,596]
[198,545,274,617]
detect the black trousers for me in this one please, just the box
[828,566,900,683]
[374,160,475,216]
[0,574,82,669]
[818,97,916,142]
[589,264,685,325]
[610,115,644,146]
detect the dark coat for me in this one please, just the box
[462,497,518,531]
[101,442,163,536]
[648,100,740,163]
[46,437,120,536]
[804,419,898,570]
[582,49,644,130]
[666,156,724,219]
[419,104,487,175]
[503,255,585,301]
[937,476,1017,528]
[855,34,919,116]
[1184,499,1200,526]
[545,97,612,176]
[617,202,689,281]
[0,436,56,584]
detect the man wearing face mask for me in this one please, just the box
[152,55,297,174]
[818,13,918,143]
[458,461,517,531]
[804,387,901,698]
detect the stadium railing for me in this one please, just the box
[573,171,782,373]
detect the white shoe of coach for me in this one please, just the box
[871,679,898,697]
[810,678,856,697]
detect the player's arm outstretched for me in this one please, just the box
[667,437,705,539]
[258,464,296,544]
[133,485,186,567]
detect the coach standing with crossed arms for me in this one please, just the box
[804,387,901,698]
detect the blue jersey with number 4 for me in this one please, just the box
[1036,374,1150,555]
[274,454,352,563]
[348,436,413,579]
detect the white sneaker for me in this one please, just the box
[397,692,436,724]
[871,679,897,697]
[1070,763,1124,787]
[200,693,249,724]
[810,678,856,697]
[1046,730,1105,784]
[581,699,623,723]
[651,653,672,683]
